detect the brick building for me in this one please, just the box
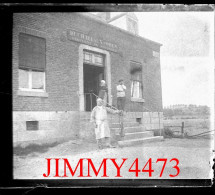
[13,12,164,144]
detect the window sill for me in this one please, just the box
[131,97,145,102]
[17,90,48,97]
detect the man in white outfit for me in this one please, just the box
[90,98,120,149]
[116,79,127,112]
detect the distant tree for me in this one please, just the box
[163,104,210,117]
[163,108,174,117]
[200,105,210,115]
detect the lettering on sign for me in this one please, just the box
[67,29,118,53]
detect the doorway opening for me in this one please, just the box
[84,64,104,111]
[83,50,105,111]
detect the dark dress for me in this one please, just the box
[98,86,108,99]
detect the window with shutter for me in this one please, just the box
[18,33,46,91]
[130,62,143,99]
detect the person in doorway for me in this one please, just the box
[90,98,120,149]
[98,80,108,106]
[116,79,127,112]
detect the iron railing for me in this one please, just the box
[84,92,119,111]
[127,100,162,136]
[84,92,162,136]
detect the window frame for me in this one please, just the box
[19,68,46,92]
[130,61,144,102]
[16,29,48,97]
[83,50,104,67]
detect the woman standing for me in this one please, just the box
[98,80,108,106]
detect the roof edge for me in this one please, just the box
[78,12,163,47]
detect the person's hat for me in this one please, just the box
[119,79,123,82]
[101,80,106,83]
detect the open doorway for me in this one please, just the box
[83,64,104,111]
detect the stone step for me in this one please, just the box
[110,122,140,128]
[111,126,145,133]
[80,118,137,125]
[109,118,137,123]
[118,136,164,147]
[116,131,154,141]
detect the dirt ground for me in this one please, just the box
[13,137,214,181]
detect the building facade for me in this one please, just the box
[13,12,163,144]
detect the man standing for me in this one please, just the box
[116,79,126,112]
[90,98,120,149]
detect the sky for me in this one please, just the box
[134,12,214,108]
[110,12,214,108]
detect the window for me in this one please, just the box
[130,62,143,99]
[84,52,93,63]
[18,33,46,91]
[83,51,104,66]
[94,54,103,65]
[26,121,39,131]
[127,18,138,35]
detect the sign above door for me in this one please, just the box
[67,29,118,53]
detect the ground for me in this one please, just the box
[13,137,214,181]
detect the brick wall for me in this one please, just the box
[13,12,163,112]
[13,13,80,111]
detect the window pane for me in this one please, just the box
[130,62,143,99]
[32,71,44,89]
[139,82,143,99]
[19,69,29,89]
[131,81,143,99]
[131,81,138,98]
[131,81,134,97]
[84,52,92,63]
[84,51,104,66]
[94,55,103,65]
[134,81,139,98]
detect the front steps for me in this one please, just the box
[116,131,154,140]
[80,111,164,147]
[110,113,164,147]
[111,123,163,147]
[118,136,164,147]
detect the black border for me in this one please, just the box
[0,3,214,190]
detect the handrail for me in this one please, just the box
[84,92,162,137]
[85,92,120,111]
[84,92,156,113]
[85,92,124,136]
